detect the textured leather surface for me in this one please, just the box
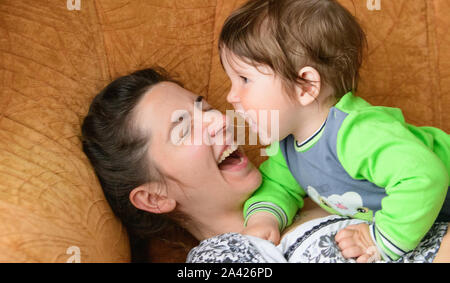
[0,0,449,262]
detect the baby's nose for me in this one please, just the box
[226,88,240,104]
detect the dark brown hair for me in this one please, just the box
[81,67,182,239]
[219,0,367,99]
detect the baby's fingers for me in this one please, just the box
[336,237,356,251]
[267,230,280,245]
[356,254,371,263]
[341,246,364,259]
[335,228,354,242]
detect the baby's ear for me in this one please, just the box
[129,183,177,214]
[296,66,321,106]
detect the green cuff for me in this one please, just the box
[244,202,288,231]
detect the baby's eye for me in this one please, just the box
[240,76,248,84]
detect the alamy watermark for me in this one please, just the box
[367,0,381,11]
[67,0,81,11]
[66,246,81,263]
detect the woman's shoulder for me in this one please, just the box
[186,233,286,263]
[186,233,264,263]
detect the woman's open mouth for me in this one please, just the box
[217,144,248,172]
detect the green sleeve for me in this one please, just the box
[337,108,449,260]
[243,142,306,231]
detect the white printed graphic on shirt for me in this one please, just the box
[307,186,373,222]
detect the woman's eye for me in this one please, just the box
[175,115,191,140]
[181,127,190,138]
[181,121,191,137]
[176,125,190,143]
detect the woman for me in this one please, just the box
[81,67,450,263]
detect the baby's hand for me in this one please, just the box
[335,223,380,263]
[242,211,281,245]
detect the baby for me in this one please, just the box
[219,0,450,262]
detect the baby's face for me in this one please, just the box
[220,50,297,144]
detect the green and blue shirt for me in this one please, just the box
[244,92,450,261]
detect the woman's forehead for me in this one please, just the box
[134,82,196,133]
[140,82,195,112]
[151,82,195,102]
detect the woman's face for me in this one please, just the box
[134,82,262,216]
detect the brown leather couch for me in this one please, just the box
[0,0,449,262]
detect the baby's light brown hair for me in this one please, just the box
[219,0,367,100]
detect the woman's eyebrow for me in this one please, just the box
[196,95,213,110]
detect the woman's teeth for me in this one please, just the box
[218,144,238,164]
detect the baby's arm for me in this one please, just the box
[243,142,306,242]
[242,211,281,245]
[337,109,449,261]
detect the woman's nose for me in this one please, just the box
[199,110,231,146]
[205,112,229,138]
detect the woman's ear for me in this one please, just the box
[129,183,176,214]
[296,66,321,106]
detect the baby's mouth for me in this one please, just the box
[236,110,258,133]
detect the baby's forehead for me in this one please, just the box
[220,49,249,69]
[220,50,273,75]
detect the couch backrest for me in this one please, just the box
[0,0,448,262]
